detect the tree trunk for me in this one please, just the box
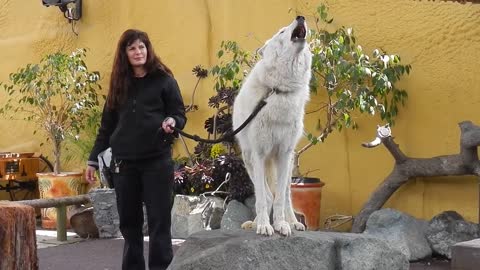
[53,138,61,175]
[292,152,301,177]
[0,202,38,270]
[351,121,480,233]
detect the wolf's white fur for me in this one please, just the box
[232,18,312,236]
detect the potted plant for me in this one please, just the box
[292,4,411,177]
[172,44,256,200]
[288,4,411,230]
[0,48,102,228]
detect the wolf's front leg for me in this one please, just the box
[285,159,305,231]
[252,155,274,236]
[273,153,294,236]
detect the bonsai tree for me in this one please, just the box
[0,48,102,174]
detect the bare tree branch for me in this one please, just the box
[351,121,480,233]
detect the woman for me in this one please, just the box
[85,29,186,270]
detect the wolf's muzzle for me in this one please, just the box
[291,17,307,42]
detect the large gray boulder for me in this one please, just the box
[425,210,479,259]
[168,230,408,270]
[364,208,432,260]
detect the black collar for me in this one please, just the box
[272,87,289,95]
[263,87,290,101]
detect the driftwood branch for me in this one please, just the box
[351,121,480,233]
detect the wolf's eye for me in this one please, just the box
[279,30,285,34]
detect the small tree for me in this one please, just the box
[292,4,411,176]
[0,48,102,174]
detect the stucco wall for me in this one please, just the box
[0,0,479,227]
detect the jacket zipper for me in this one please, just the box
[133,87,138,160]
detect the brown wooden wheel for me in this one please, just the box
[37,155,54,173]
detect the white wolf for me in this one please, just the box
[232,16,312,236]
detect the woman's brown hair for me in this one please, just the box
[106,29,173,110]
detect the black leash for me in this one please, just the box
[158,88,278,144]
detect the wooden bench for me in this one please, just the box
[16,194,91,241]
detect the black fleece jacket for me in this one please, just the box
[88,71,186,168]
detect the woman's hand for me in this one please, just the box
[85,165,97,184]
[162,117,176,134]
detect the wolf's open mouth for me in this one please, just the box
[291,24,306,42]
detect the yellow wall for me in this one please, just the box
[0,0,479,227]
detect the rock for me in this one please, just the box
[171,195,226,238]
[168,230,408,270]
[244,195,255,214]
[425,210,479,259]
[88,188,122,238]
[171,195,203,238]
[70,206,99,238]
[88,188,148,238]
[364,208,432,261]
[202,196,225,230]
[220,200,254,231]
[168,230,335,270]
[335,232,409,270]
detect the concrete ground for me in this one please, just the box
[36,229,86,249]
[36,229,184,270]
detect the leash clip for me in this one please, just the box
[265,87,279,100]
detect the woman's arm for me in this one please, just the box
[87,103,118,168]
[163,78,187,130]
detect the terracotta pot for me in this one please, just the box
[290,177,325,231]
[36,172,88,229]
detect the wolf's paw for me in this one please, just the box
[241,220,255,230]
[291,221,306,231]
[256,222,274,236]
[274,221,292,236]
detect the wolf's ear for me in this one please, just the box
[256,38,271,57]
[256,44,266,57]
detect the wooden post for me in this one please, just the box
[56,205,67,241]
[0,202,38,270]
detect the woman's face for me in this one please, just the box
[126,39,147,68]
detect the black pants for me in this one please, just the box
[113,157,174,270]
